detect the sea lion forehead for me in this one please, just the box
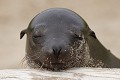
[29,8,88,31]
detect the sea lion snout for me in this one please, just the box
[43,37,70,59]
[52,45,65,58]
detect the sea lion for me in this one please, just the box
[20,8,120,71]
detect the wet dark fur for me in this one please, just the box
[20,8,120,71]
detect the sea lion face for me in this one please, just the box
[20,8,97,71]
[28,24,87,70]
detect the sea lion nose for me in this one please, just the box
[52,46,62,58]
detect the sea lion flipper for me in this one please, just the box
[20,29,27,39]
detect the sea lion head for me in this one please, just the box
[20,8,97,71]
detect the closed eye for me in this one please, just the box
[32,35,42,38]
[74,34,83,40]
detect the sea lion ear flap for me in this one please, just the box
[20,29,27,39]
[89,30,97,39]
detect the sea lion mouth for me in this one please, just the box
[51,62,64,66]
[50,62,65,71]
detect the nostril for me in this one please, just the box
[52,47,62,58]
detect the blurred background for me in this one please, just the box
[0,0,120,69]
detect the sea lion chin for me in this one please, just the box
[20,8,120,71]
